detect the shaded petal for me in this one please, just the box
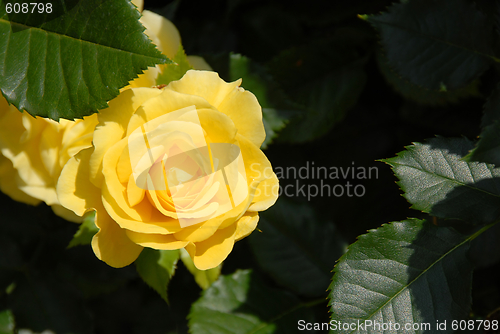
[51,204,83,223]
[186,222,238,270]
[20,185,58,206]
[0,104,40,155]
[39,120,63,179]
[57,147,102,216]
[236,134,279,211]
[141,10,181,59]
[131,0,143,12]
[125,66,159,90]
[59,114,99,165]
[248,175,279,212]
[9,148,52,191]
[126,230,189,250]
[237,133,272,182]
[0,154,40,206]
[187,56,213,71]
[234,212,259,241]
[92,209,143,268]
[127,174,145,207]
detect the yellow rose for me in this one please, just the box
[0,153,39,206]
[57,70,279,270]
[0,96,98,222]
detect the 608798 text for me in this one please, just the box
[5,2,52,13]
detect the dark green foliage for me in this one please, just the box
[135,249,179,303]
[366,0,495,91]
[189,270,316,334]
[466,84,500,165]
[155,45,192,86]
[0,0,169,120]
[382,137,500,225]
[329,219,473,333]
[249,199,345,297]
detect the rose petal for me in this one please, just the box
[236,134,279,211]
[92,209,143,268]
[168,70,265,147]
[140,10,180,59]
[234,212,259,241]
[57,147,102,216]
[102,138,182,234]
[186,56,213,71]
[247,175,279,212]
[127,174,146,207]
[20,184,58,206]
[60,115,99,164]
[126,89,214,136]
[126,230,189,250]
[0,154,40,206]
[102,138,155,220]
[51,204,83,223]
[125,66,160,90]
[131,0,143,12]
[39,120,62,179]
[172,176,262,242]
[167,70,241,109]
[197,109,237,144]
[91,88,162,187]
[185,222,238,270]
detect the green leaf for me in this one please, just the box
[366,0,495,91]
[468,221,500,268]
[480,83,500,128]
[261,108,287,149]
[249,199,345,297]
[135,248,179,303]
[465,84,500,165]
[179,249,220,290]
[0,0,170,120]
[382,137,500,225]
[189,270,316,334]
[0,310,14,334]
[283,66,366,142]
[67,212,98,248]
[376,48,480,105]
[227,53,288,148]
[329,219,473,333]
[465,122,500,166]
[156,45,193,86]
